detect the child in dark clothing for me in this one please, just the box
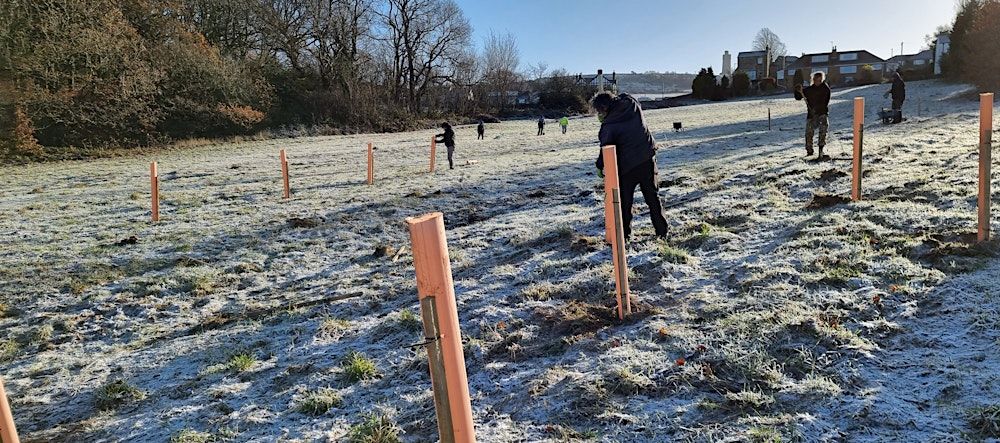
[435,122,457,169]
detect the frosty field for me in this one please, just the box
[2,80,1000,442]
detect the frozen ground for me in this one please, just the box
[1,80,999,442]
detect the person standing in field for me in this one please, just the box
[559,116,569,134]
[477,120,485,140]
[537,116,545,136]
[885,70,906,124]
[435,122,456,169]
[591,91,669,242]
[794,71,832,158]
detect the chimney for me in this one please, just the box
[597,69,605,92]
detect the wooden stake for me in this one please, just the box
[611,188,632,319]
[601,146,621,245]
[406,213,475,443]
[280,149,290,199]
[768,108,772,131]
[430,136,437,173]
[0,378,20,443]
[979,93,993,243]
[419,296,455,443]
[852,97,865,201]
[367,142,374,185]
[150,161,159,222]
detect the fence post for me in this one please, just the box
[280,149,290,199]
[430,137,437,173]
[367,142,374,185]
[150,162,159,222]
[768,108,772,131]
[406,213,476,443]
[0,378,20,443]
[601,146,621,245]
[979,93,994,243]
[852,97,865,201]
[611,188,632,319]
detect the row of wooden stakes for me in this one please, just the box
[147,137,446,222]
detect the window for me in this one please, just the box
[748,70,758,81]
[873,63,883,70]
[812,55,829,63]
[840,65,858,74]
[788,70,796,76]
[757,57,763,64]
[840,53,858,61]
[777,70,785,80]
[914,59,926,65]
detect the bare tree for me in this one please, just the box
[752,27,787,78]
[377,0,472,111]
[526,61,548,80]
[482,30,520,110]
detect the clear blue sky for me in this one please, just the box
[457,0,957,74]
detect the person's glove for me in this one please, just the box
[597,168,605,179]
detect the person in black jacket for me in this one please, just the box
[884,71,906,124]
[435,122,456,169]
[794,71,832,157]
[537,116,545,136]
[477,120,485,140]
[591,91,668,242]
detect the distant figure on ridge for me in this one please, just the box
[885,71,906,124]
[435,122,456,170]
[794,71,831,158]
[477,120,485,140]
[537,116,545,136]
[591,91,669,242]
[560,116,569,134]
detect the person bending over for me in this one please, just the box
[435,122,456,169]
[591,91,669,242]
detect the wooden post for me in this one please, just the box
[406,213,475,443]
[768,108,772,131]
[280,149,290,199]
[367,142,374,185]
[150,162,159,222]
[0,378,20,443]
[979,93,994,243]
[852,97,865,201]
[430,137,437,173]
[611,188,632,319]
[419,296,455,443]
[601,146,621,245]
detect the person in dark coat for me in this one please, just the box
[591,91,668,242]
[537,116,545,136]
[435,122,456,169]
[794,71,832,157]
[885,71,906,124]
[477,120,485,140]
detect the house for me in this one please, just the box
[886,49,934,72]
[576,69,618,92]
[785,49,887,86]
[736,51,798,83]
[934,33,951,75]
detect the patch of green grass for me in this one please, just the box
[521,282,559,301]
[656,242,690,264]
[185,270,219,295]
[170,429,216,443]
[748,426,782,443]
[96,379,145,411]
[725,389,774,409]
[605,367,655,395]
[318,317,351,336]
[968,404,1000,438]
[347,414,401,443]
[342,351,379,382]
[0,339,19,363]
[297,388,343,415]
[398,308,422,332]
[226,352,257,373]
[33,324,54,344]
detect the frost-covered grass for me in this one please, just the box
[1,80,999,442]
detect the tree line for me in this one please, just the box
[940,0,1000,92]
[0,0,599,157]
